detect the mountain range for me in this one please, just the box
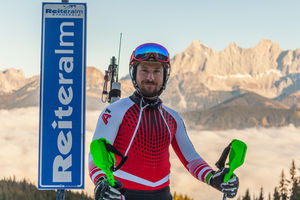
[0,39,299,130]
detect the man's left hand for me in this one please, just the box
[208,168,239,198]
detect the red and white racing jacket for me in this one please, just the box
[89,92,213,190]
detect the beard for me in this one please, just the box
[138,81,162,97]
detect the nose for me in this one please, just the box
[146,72,154,80]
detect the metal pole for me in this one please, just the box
[56,189,65,200]
[116,33,122,82]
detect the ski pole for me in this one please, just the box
[216,139,247,200]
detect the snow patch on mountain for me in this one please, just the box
[214,69,282,79]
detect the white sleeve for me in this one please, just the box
[92,97,134,144]
[163,106,213,183]
[88,97,134,184]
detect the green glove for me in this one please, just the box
[90,138,116,187]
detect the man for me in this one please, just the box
[89,43,239,200]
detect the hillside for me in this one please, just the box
[0,178,92,200]
[182,92,300,130]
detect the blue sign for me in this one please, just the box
[38,2,86,189]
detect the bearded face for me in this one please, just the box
[136,61,164,97]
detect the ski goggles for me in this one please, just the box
[132,43,170,64]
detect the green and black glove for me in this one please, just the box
[94,176,124,200]
[208,168,239,198]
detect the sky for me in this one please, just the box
[0,0,300,78]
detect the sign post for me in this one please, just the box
[38,2,86,198]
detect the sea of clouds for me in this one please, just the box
[0,107,299,200]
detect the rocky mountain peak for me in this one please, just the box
[86,66,104,89]
[171,40,214,75]
[170,39,300,99]
[188,40,204,49]
[0,68,27,94]
[221,41,242,58]
[1,68,24,76]
[186,40,213,53]
[254,39,281,52]
[189,40,202,47]
[226,41,239,49]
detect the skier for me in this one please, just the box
[89,43,239,200]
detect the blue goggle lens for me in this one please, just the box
[134,43,169,61]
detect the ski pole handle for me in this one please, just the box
[216,139,247,200]
[215,143,231,169]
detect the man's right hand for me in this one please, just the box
[94,176,124,200]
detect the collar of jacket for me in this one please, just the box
[129,91,162,109]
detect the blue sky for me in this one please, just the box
[0,0,299,78]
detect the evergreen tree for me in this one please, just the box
[290,160,300,200]
[267,192,271,200]
[279,170,288,200]
[258,187,264,200]
[173,191,178,200]
[273,187,280,200]
[172,192,193,200]
[242,188,251,200]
